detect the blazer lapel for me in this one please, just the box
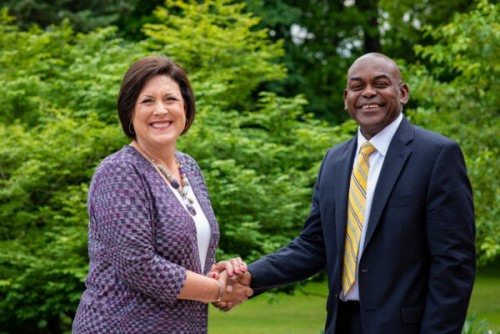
[177,154,219,274]
[363,118,414,250]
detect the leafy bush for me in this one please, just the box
[406,0,499,265]
[0,2,351,331]
[0,0,497,332]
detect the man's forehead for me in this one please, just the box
[348,73,392,82]
[347,57,400,80]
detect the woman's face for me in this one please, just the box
[132,75,186,152]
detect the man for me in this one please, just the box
[220,53,476,334]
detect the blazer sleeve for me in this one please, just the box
[420,141,476,333]
[87,161,187,306]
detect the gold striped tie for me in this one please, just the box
[342,142,376,295]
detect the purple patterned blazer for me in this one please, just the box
[72,145,220,334]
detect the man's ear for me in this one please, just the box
[343,89,348,110]
[400,83,410,105]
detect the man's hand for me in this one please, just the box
[207,257,252,310]
[213,271,252,312]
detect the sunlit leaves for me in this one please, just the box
[143,0,286,109]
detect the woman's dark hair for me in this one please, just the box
[117,56,196,139]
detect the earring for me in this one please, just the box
[128,123,135,134]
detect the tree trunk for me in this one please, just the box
[47,315,62,334]
[356,0,382,53]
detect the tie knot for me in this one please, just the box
[360,142,376,156]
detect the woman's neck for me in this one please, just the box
[131,140,177,170]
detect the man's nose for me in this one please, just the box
[362,86,377,97]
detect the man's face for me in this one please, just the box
[343,55,409,139]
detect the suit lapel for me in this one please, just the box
[363,118,414,250]
[334,137,358,252]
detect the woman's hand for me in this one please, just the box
[207,257,252,310]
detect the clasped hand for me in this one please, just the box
[208,258,253,310]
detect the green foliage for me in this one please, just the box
[1,0,138,32]
[181,93,354,260]
[0,112,126,331]
[241,0,476,122]
[379,0,474,61]
[0,9,136,332]
[3,0,478,123]
[462,314,493,334]
[139,1,352,263]
[406,0,499,265]
[242,0,362,122]
[0,2,353,332]
[0,13,143,126]
[142,0,286,110]
[0,0,498,332]
[138,0,356,261]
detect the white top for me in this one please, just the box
[167,180,211,271]
[342,113,403,301]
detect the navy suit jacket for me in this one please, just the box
[248,117,476,334]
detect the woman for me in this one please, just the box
[72,56,252,333]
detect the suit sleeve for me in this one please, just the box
[420,141,476,333]
[248,154,329,294]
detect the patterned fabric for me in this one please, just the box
[342,142,376,295]
[72,145,220,334]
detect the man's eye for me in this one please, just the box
[351,85,363,90]
[375,82,390,88]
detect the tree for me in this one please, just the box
[140,0,357,267]
[142,0,286,110]
[378,0,474,61]
[0,1,354,332]
[1,1,497,332]
[1,0,139,33]
[405,0,499,265]
[241,0,476,122]
[2,0,477,123]
[0,10,141,333]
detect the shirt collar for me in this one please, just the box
[356,113,403,157]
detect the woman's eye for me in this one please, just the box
[141,99,153,104]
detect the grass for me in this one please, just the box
[209,282,327,334]
[209,269,500,334]
[467,267,500,333]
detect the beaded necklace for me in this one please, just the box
[152,157,197,216]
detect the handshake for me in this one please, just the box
[207,258,253,311]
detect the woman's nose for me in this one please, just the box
[154,102,168,115]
